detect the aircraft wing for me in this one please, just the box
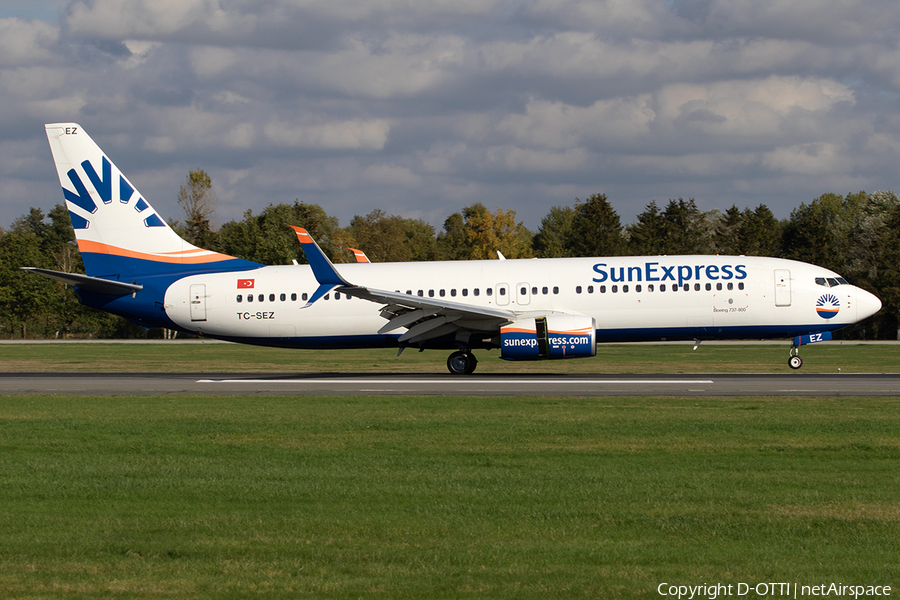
[21,267,144,295]
[348,247,370,263]
[290,227,517,345]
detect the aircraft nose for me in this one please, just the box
[856,288,882,321]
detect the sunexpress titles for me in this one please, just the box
[592,262,749,288]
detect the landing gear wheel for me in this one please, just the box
[789,355,803,370]
[447,351,477,375]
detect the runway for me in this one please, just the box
[1,372,898,396]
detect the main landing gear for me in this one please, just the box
[789,343,803,370]
[447,350,478,375]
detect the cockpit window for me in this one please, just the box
[816,276,850,287]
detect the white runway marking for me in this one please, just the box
[197,379,715,385]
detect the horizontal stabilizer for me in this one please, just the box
[21,267,143,295]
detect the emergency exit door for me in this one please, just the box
[190,284,207,321]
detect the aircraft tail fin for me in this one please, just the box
[44,123,258,280]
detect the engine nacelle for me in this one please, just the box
[500,314,597,360]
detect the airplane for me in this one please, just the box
[25,123,882,374]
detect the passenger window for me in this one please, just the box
[542,286,549,295]
[486,288,493,296]
[406,290,412,295]
[576,286,582,294]
[706,283,712,291]
[660,284,666,292]
[324,294,330,300]
[648,284,654,292]
[269,294,276,302]
[302,292,308,301]
[716,283,723,291]
[623,285,629,293]
[280,293,286,301]
[258,294,264,302]
[334,292,341,300]
[291,293,297,301]
[635,284,641,292]
[417,290,424,297]
[727,282,734,291]
[612,285,618,293]
[738,282,744,290]
[462,289,468,297]
[553,286,559,294]
[588,286,594,293]
[236,294,243,303]
[474,288,480,297]
[694,283,700,291]
[247,294,253,302]
[428,290,434,297]
[532,287,538,295]
[600,285,606,293]
[440,289,445,297]
[451,289,457,297]
[521,287,527,295]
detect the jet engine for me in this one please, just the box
[500,314,596,360]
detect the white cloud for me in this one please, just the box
[263,118,391,150]
[497,96,656,149]
[65,0,241,38]
[1,0,899,231]
[0,18,58,65]
[363,164,421,187]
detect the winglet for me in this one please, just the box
[348,248,371,263]
[290,226,352,308]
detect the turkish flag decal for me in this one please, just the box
[237,279,255,289]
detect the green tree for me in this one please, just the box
[436,212,469,260]
[569,194,624,257]
[715,204,783,256]
[220,201,351,265]
[871,198,900,339]
[659,198,711,255]
[347,210,436,262]
[176,169,220,250]
[436,203,532,260]
[533,205,576,258]
[626,201,668,256]
[783,193,853,273]
[0,225,54,337]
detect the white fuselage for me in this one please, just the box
[162,255,878,347]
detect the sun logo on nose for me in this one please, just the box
[816,293,840,319]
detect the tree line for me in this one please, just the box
[1,169,898,339]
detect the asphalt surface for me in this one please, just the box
[1,372,898,396]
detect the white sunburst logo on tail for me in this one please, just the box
[815,293,840,319]
[46,123,250,273]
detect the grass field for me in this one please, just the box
[1,340,899,373]
[1,394,898,598]
[1,344,898,597]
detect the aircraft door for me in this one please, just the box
[190,284,207,321]
[774,270,791,307]
[496,283,510,306]
[516,282,531,305]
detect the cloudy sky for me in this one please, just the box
[1,0,899,234]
